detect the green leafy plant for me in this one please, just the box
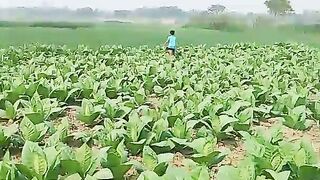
[15,141,60,180]
[19,117,48,142]
[20,93,63,124]
[60,143,107,179]
[96,118,126,148]
[125,111,151,154]
[2,43,320,180]
[100,141,132,180]
[0,100,20,120]
[103,98,131,120]
[0,151,17,180]
[138,146,170,176]
[4,78,26,103]
[186,137,226,167]
[47,117,70,146]
[280,105,313,130]
[76,99,103,125]
[0,124,18,148]
[201,115,238,139]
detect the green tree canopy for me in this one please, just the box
[207,4,226,14]
[264,0,294,16]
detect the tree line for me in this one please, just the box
[208,0,295,16]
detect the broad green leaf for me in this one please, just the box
[0,109,6,119]
[61,160,83,177]
[127,111,143,142]
[75,143,93,175]
[164,165,190,179]
[17,141,46,179]
[77,99,101,124]
[187,138,206,154]
[219,115,239,130]
[32,151,48,176]
[300,139,319,164]
[84,175,96,180]
[128,139,146,155]
[152,118,168,141]
[21,141,47,176]
[294,149,307,167]
[212,115,238,134]
[25,112,45,124]
[44,147,58,170]
[3,123,18,137]
[151,140,175,153]
[223,100,251,116]
[4,101,16,120]
[157,153,174,163]
[104,150,121,168]
[153,162,168,176]
[116,139,128,162]
[191,151,225,167]
[137,171,161,180]
[20,118,41,142]
[142,146,158,170]
[64,173,82,180]
[190,166,210,180]
[108,164,132,180]
[15,164,38,180]
[298,165,320,180]
[172,118,186,139]
[265,170,290,180]
[93,168,113,179]
[134,88,146,105]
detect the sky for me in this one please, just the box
[0,0,319,13]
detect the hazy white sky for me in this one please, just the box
[1,0,319,13]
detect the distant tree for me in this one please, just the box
[76,7,94,16]
[134,6,186,19]
[114,10,131,18]
[207,4,226,14]
[264,0,294,16]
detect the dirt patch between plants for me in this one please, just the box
[65,107,93,147]
[66,107,89,133]
[217,138,246,167]
[172,152,185,167]
[147,95,161,110]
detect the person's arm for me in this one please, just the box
[164,36,169,47]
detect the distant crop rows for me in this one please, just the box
[0,21,93,29]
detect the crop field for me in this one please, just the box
[1,23,320,48]
[1,43,320,180]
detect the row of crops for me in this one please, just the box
[1,43,320,180]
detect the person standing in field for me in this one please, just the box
[164,30,176,56]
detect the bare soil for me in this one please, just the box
[172,152,185,167]
[147,95,161,110]
[217,138,246,167]
[66,107,90,134]
[65,107,92,147]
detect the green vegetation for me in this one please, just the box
[184,14,248,32]
[0,21,93,29]
[29,22,93,29]
[1,43,320,179]
[264,0,294,15]
[1,23,320,48]
[280,24,320,34]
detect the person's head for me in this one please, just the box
[170,30,175,36]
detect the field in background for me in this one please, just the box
[1,22,320,48]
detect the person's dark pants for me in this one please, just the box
[166,47,175,55]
